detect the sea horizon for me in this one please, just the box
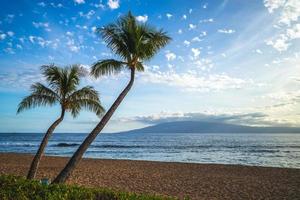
[1,132,299,169]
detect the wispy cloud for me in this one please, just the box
[166,13,172,19]
[74,0,85,4]
[116,111,290,127]
[107,0,119,9]
[263,0,300,51]
[165,51,176,61]
[218,29,235,34]
[136,15,148,23]
[140,69,254,92]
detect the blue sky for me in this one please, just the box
[0,0,299,133]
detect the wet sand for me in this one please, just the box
[0,153,299,199]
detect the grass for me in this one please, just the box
[0,175,183,200]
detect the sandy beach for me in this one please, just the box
[0,153,299,199]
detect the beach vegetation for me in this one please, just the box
[0,175,177,200]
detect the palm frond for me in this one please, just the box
[68,86,99,101]
[67,86,105,118]
[135,62,144,72]
[96,12,171,70]
[137,26,171,61]
[91,59,126,78]
[17,94,57,114]
[40,64,63,93]
[69,99,105,118]
[64,65,87,96]
[98,25,131,60]
[17,82,59,113]
[30,83,60,100]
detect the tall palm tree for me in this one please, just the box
[17,64,105,180]
[53,12,171,183]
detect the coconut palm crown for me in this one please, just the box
[91,11,171,77]
[17,64,105,180]
[17,64,104,117]
[53,12,171,183]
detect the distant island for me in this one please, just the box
[118,121,300,134]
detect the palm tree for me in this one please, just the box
[52,12,171,183]
[17,64,105,180]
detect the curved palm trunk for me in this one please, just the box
[27,109,65,179]
[52,68,135,184]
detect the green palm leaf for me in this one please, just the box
[93,11,171,77]
[91,59,126,77]
[18,65,105,118]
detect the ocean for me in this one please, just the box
[0,132,299,168]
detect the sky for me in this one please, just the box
[0,0,299,133]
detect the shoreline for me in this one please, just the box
[0,153,299,199]
[4,150,300,170]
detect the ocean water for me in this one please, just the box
[0,132,299,168]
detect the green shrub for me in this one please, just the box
[0,175,177,200]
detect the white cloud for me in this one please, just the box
[195,58,214,71]
[121,111,273,127]
[178,29,183,34]
[200,18,214,23]
[0,69,43,89]
[183,40,190,46]
[91,26,97,32]
[37,2,46,7]
[266,24,300,52]
[94,2,105,9]
[192,37,202,42]
[200,31,207,37]
[189,24,196,30]
[32,22,49,28]
[166,13,172,19]
[266,36,290,51]
[67,38,80,52]
[191,48,201,58]
[286,23,300,39]
[66,31,73,36]
[182,15,187,20]
[0,34,6,40]
[165,51,176,61]
[203,3,208,9]
[263,0,300,51]
[264,0,300,25]
[74,0,85,4]
[141,70,251,92]
[7,31,14,37]
[5,14,14,23]
[32,22,50,31]
[29,36,35,43]
[75,24,88,30]
[4,48,15,54]
[278,0,300,25]
[28,36,58,49]
[255,49,263,54]
[136,15,148,23]
[263,0,285,13]
[50,2,63,8]
[79,10,95,19]
[69,45,80,52]
[218,29,235,34]
[107,0,119,9]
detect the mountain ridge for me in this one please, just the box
[117,121,300,134]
